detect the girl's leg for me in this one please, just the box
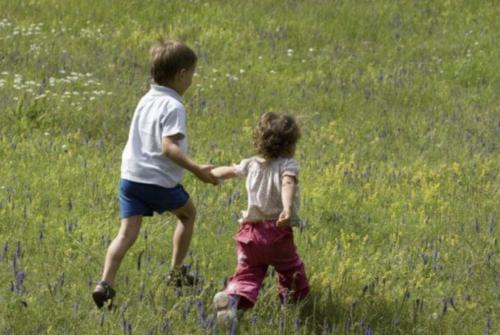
[270,232,310,303]
[170,199,196,269]
[101,215,142,286]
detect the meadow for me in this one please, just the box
[0,0,499,334]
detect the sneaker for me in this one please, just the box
[214,291,238,330]
[166,265,199,287]
[92,281,116,308]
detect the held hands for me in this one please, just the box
[195,165,219,185]
[277,208,291,227]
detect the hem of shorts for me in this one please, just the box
[120,211,153,219]
[224,288,256,306]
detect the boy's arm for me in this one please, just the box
[162,134,218,185]
[210,166,238,180]
[277,175,296,226]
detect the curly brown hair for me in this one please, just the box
[252,112,301,159]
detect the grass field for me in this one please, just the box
[0,0,499,334]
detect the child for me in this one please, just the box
[211,112,310,327]
[92,39,218,308]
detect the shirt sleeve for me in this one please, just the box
[233,158,251,177]
[160,103,186,138]
[281,158,299,180]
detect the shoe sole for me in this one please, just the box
[92,291,106,308]
[213,291,229,310]
[216,310,237,329]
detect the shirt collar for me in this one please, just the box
[150,84,183,102]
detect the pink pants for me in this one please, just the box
[224,220,309,309]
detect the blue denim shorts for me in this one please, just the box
[118,179,190,219]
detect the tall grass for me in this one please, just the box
[0,0,498,333]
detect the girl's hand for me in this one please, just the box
[195,165,219,185]
[277,209,291,226]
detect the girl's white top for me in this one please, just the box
[234,156,301,225]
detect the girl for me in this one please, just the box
[211,112,310,327]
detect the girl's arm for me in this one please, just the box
[277,175,296,226]
[211,166,238,180]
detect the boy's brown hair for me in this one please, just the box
[253,112,301,160]
[149,39,197,84]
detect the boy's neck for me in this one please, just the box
[155,81,183,96]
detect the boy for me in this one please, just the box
[92,39,218,308]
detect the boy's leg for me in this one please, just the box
[170,198,196,269]
[101,215,142,286]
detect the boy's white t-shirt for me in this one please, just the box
[234,156,301,225]
[121,84,188,188]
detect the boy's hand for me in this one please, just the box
[277,209,291,227]
[195,165,219,185]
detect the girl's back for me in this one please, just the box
[234,156,300,225]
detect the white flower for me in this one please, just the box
[309,48,314,52]
[44,132,50,136]
[239,69,245,74]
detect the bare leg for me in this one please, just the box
[170,199,196,269]
[101,215,142,286]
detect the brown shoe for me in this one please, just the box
[166,265,200,287]
[92,281,116,308]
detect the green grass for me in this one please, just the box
[0,0,499,334]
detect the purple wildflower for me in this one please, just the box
[15,241,22,258]
[59,272,65,287]
[161,319,172,335]
[138,283,144,301]
[294,318,302,328]
[145,324,156,335]
[195,299,207,326]
[15,271,25,285]
[230,320,237,335]
[15,271,26,294]
[1,241,8,261]
[484,318,492,335]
